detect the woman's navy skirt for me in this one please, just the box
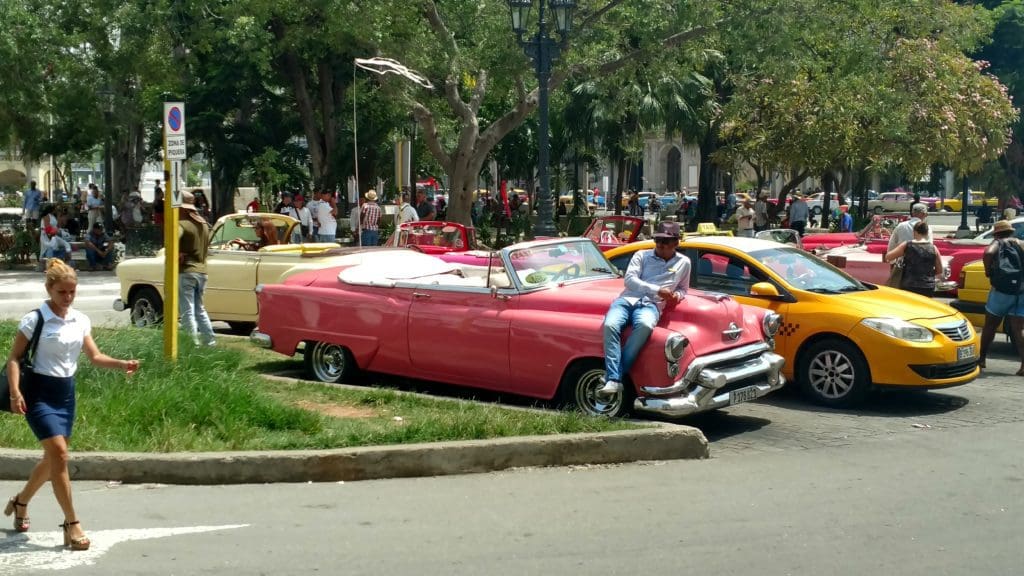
[23,372,76,441]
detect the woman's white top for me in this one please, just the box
[18,302,91,378]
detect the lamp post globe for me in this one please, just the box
[506,0,575,238]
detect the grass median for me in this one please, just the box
[0,322,637,451]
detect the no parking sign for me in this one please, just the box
[164,102,186,160]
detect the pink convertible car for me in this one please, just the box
[251,238,785,418]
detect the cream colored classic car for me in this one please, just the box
[113,213,353,331]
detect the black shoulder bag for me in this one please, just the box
[0,309,45,413]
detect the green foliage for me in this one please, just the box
[0,325,636,451]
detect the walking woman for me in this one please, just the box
[884,220,942,297]
[3,259,139,550]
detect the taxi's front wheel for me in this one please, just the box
[798,339,870,408]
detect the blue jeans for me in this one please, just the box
[603,297,661,383]
[361,229,379,247]
[86,248,114,268]
[42,247,69,262]
[317,233,335,243]
[179,272,215,345]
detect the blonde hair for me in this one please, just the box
[45,258,77,289]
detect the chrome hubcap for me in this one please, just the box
[575,368,622,416]
[808,350,855,399]
[131,298,160,328]
[312,343,347,381]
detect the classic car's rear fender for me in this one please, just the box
[257,283,406,370]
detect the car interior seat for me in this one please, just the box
[698,258,712,276]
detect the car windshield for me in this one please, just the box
[210,216,291,249]
[752,246,867,293]
[506,240,616,288]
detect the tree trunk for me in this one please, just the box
[697,130,718,223]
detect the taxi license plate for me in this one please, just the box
[957,345,976,361]
[729,386,759,405]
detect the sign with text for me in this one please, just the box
[164,102,186,160]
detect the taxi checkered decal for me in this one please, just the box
[777,322,800,337]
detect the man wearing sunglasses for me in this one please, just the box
[597,221,690,399]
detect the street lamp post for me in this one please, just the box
[958,174,970,233]
[507,0,575,237]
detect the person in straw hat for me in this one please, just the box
[360,190,382,247]
[178,190,216,346]
[978,219,1024,373]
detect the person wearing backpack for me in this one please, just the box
[978,220,1024,373]
[884,221,941,297]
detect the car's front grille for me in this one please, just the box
[909,361,977,380]
[936,320,971,342]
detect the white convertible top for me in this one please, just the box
[338,250,461,286]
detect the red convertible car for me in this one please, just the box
[582,215,645,250]
[384,221,480,254]
[252,238,786,418]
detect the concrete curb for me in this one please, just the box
[0,427,709,485]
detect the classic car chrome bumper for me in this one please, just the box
[634,345,786,417]
[113,298,125,312]
[250,331,273,348]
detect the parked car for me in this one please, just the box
[581,215,645,250]
[113,213,346,331]
[805,192,843,217]
[384,221,482,255]
[936,191,988,213]
[252,238,786,418]
[558,193,597,215]
[950,259,992,330]
[605,237,979,407]
[868,192,915,214]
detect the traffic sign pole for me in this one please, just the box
[162,102,186,360]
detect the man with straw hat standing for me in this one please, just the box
[360,190,382,247]
[179,191,215,346]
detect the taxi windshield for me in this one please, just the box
[752,246,868,293]
[506,240,616,288]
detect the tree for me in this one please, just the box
[718,0,1016,228]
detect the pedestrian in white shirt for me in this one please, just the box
[292,195,312,243]
[886,203,931,287]
[316,190,337,242]
[398,192,419,224]
[306,192,321,239]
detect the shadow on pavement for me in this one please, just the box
[665,411,773,442]
[757,385,970,418]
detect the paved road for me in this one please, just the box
[0,337,1021,574]
[1,375,1021,574]
[0,270,124,327]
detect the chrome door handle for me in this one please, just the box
[412,292,431,298]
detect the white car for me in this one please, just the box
[804,192,842,216]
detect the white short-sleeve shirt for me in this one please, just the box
[18,303,91,378]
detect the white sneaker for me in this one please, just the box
[596,380,622,399]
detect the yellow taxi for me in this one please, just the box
[936,191,987,212]
[605,237,980,406]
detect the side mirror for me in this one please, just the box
[750,282,781,298]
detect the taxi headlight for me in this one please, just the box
[665,333,689,362]
[860,318,934,342]
[762,312,782,337]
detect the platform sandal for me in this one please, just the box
[60,521,91,551]
[3,495,29,532]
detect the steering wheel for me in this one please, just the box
[230,239,259,251]
[552,263,582,282]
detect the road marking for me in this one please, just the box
[0,524,248,572]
